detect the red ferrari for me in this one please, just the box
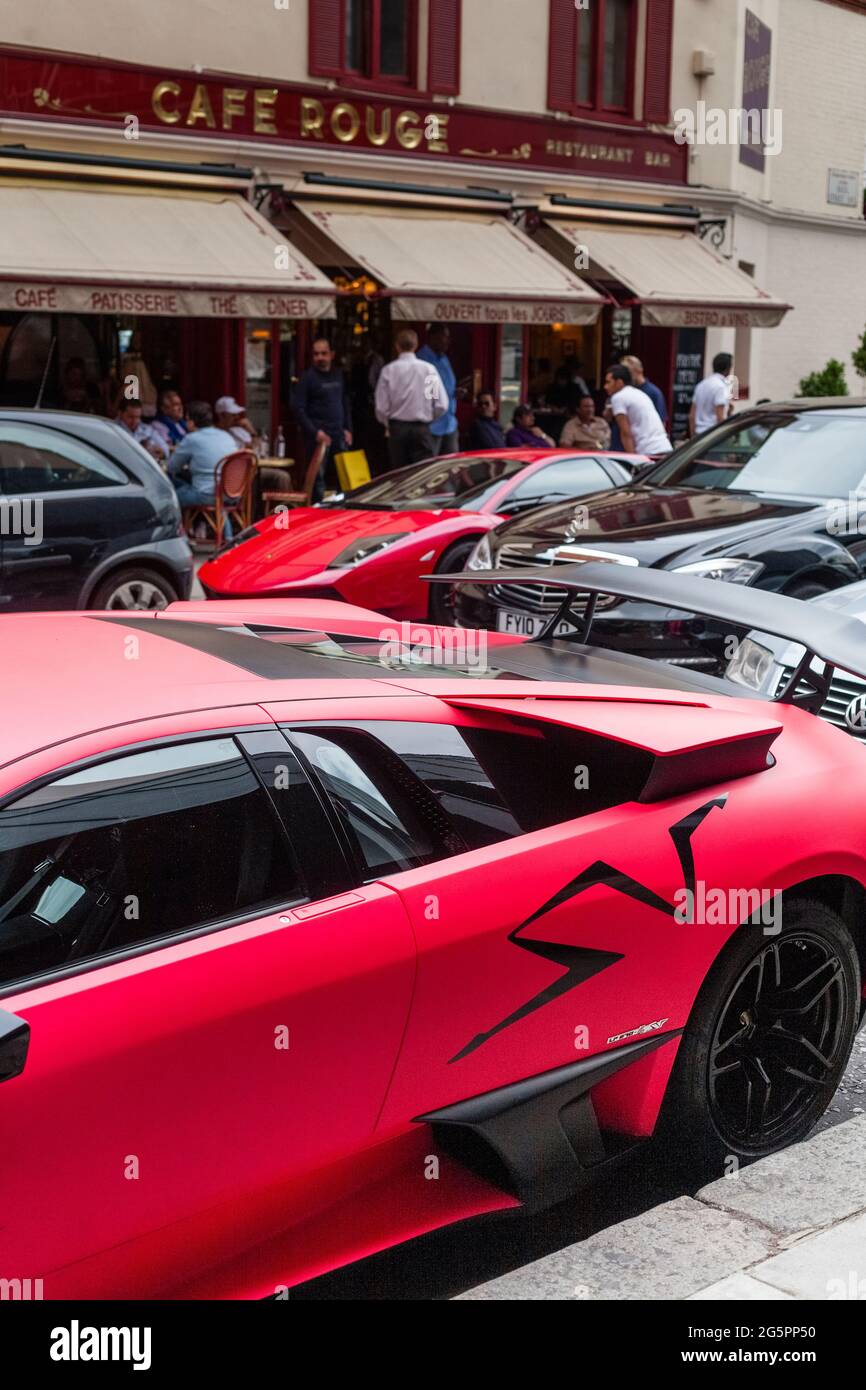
[1,563,865,1299]
[198,449,643,622]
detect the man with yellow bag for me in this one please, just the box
[293,338,353,502]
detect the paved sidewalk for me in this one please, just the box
[458,1114,866,1300]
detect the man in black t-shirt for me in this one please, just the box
[293,339,353,501]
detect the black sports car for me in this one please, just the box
[454,400,866,671]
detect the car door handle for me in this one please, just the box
[0,1009,30,1082]
[292,893,366,921]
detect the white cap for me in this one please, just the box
[215,395,245,416]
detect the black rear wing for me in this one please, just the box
[427,561,866,712]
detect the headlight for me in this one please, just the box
[467,534,493,571]
[673,558,764,585]
[726,637,775,690]
[327,533,409,568]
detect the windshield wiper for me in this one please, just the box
[332,500,399,511]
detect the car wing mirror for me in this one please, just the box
[0,1009,29,1082]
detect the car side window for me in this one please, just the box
[0,738,304,989]
[508,457,610,501]
[339,720,652,842]
[288,728,465,878]
[355,721,523,849]
[0,423,127,493]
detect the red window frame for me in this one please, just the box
[578,0,637,116]
[549,0,639,122]
[311,0,420,93]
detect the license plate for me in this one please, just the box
[496,609,578,638]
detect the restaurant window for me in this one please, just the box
[244,320,273,438]
[0,313,105,411]
[499,325,525,421]
[602,0,631,109]
[313,0,417,86]
[549,0,642,117]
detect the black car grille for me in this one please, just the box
[492,546,622,617]
[775,664,866,735]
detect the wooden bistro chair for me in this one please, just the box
[182,449,257,550]
[261,437,328,516]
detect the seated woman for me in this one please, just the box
[505,405,555,450]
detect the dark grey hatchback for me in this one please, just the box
[0,410,193,612]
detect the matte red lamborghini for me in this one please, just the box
[1,563,865,1299]
[198,448,643,622]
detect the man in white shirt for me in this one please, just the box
[604,365,672,457]
[375,329,447,470]
[690,353,734,437]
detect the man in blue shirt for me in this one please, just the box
[418,324,459,456]
[622,355,668,423]
[293,339,352,501]
[169,400,239,536]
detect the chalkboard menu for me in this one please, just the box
[671,329,706,443]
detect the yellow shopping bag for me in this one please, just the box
[335,449,372,492]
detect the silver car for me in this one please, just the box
[726,578,866,736]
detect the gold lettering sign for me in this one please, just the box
[152,79,181,124]
[395,110,422,150]
[186,83,216,129]
[301,97,325,139]
[427,113,450,153]
[222,87,247,131]
[332,102,361,142]
[365,107,392,147]
[254,88,279,135]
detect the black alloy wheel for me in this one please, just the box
[660,898,860,1170]
[428,538,482,626]
[708,931,850,1154]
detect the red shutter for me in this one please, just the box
[644,0,674,123]
[428,0,461,94]
[309,0,344,77]
[548,0,577,111]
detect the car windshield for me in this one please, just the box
[331,455,527,511]
[644,412,866,499]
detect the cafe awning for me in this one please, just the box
[540,220,790,329]
[0,181,336,318]
[287,201,604,325]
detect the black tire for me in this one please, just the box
[428,538,481,625]
[660,897,860,1173]
[88,567,179,612]
[787,581,828,601]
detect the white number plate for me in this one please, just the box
[495,609,579,638]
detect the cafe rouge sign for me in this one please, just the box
[0,49,687,183]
